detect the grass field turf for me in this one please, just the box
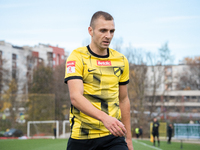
[0,138,200,150]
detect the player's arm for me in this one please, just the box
[67,79,126,137]
[119,84,134,150]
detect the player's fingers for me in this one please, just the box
[117,122,127,135]
[117,126,126,136]
[112,124,125,137]
[110,127,118,137]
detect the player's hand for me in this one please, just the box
[101,115,126,137]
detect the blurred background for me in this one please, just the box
[0,0,200,139]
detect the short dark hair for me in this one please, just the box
[90,11,114,28]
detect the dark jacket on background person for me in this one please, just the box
[167,124,173,143]
[152,121,159,134]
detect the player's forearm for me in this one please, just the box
[120,98,134,149]
[119,98,132,139]
[70,93,107,122]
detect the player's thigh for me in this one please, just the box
[100,135,128,150]
[109,144,128,150]
[153,133,156,137]
[66,138,95,150]
[157,132,159,138]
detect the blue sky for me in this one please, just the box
[0,0,200,64]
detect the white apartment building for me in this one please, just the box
[146,64,200,119]
[0,40,68,94]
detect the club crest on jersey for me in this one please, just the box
[114,67,122,77]
[67,61,76,73]
[97,60,111,66]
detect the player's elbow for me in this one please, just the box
[69,93,80,106]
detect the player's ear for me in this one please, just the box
[88,26,93,37]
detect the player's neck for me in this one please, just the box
[89,43,108,56]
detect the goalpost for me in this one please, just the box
[27,120,59,139]
[62,120,70,138]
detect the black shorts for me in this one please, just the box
[152,132,159,138]
[66,135,128,150]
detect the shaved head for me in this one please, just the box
[90,11,114,29]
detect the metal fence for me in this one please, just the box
[174,123,200,139]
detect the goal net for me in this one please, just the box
[27,120,59,139]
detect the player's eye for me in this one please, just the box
[100,29,107,33]
[110,30,115,33]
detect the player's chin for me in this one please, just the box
[101,44,110,49]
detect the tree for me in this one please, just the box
[53,62,70,120]
[27,62,71,121]
[124,43,174,137]
[123,45,149,136]
[0,57,10,112]
[3,79,18,127]
[146,43,175,121]
[158,42,174,65]
[28,65,54,94]
[27,64,55,121]
[177,56,200,90]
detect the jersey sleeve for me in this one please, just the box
[64,50,83,84]
[119,56,129,85]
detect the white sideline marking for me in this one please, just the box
[132,140,162,150]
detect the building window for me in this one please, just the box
[12,53,17,79]
[57,54,60,65]
[198,96,200,102]
[47,52,53,67]
[0,51,2,66]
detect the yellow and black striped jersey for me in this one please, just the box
[64,46,129,139]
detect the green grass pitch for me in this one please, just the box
[0,138,199,150]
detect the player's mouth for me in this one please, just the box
[102,41,110,45]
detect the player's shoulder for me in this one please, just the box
[109,48,129,65]
[68,46,89,60]
[71,46,88,54]
[109,48,127,59]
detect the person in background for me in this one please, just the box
[64,11,133,150]
[135,127,139,139]
[167,123,173,144]
[53,125,56,139]
[2,113,6,120]
[152,118,160,147]
[139,126,143,139]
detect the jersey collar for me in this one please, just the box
[87,45,109,58]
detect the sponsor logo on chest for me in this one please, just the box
[97,60,111,66]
